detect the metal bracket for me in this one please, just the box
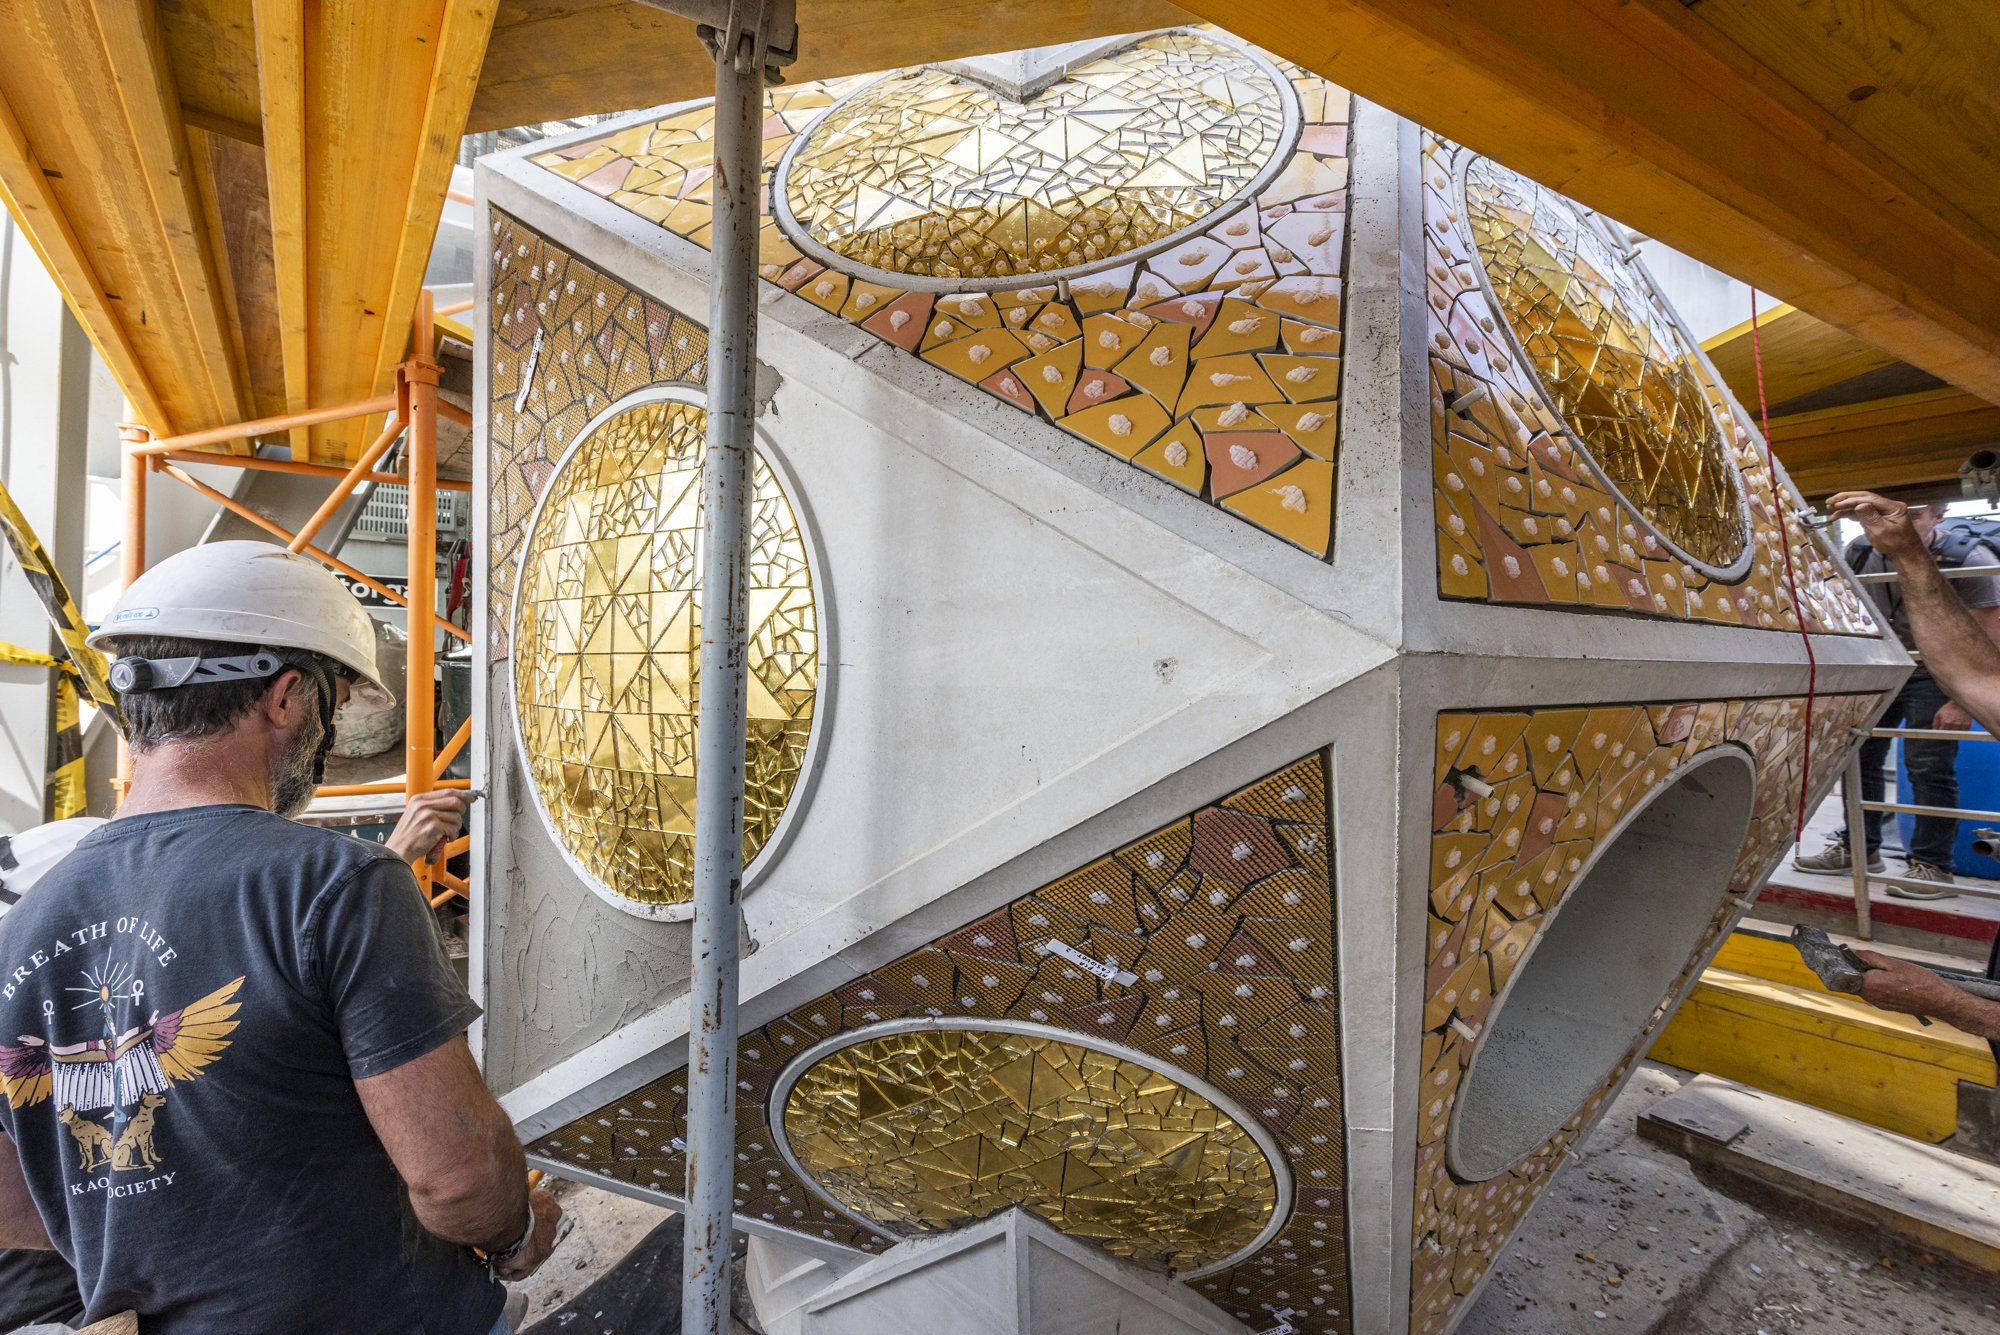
[629,0,799,80]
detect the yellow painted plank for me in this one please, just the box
[1652,964,1997,1144]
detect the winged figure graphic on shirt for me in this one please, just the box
[0,975,244,1111]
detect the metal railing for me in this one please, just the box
[1833,557,2000,937]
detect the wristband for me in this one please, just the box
[477,1203,536,1271]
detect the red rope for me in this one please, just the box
[1749,287,1818,841]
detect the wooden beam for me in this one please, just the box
[284,0,495,462]
[1703,304,1900,413]
[369,0,496,410]
[469,0,1186,132]
[1168,0,2000,405]
[0,86,168,428]
[251,0,310,456]
[1771,389,2000,498]
[84,0,248,428]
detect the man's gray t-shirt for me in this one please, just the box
[1853,536,2000,653]
[0,806,501,1334]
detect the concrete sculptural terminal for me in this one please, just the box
[471,26,1907,1335]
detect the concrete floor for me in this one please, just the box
[518,1063,2000,1334]
[1459,1064,1999,1335]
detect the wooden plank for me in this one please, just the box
[85,0,247,428]
[1169,0,2000,405]
[295,0,496,462]
[1689,0,2000,252]
[368,0,497,405]
[1650,968,1994,1141]
[158,0,263,132]
[251,0,309,456]
[1641,1074,2000,1274]
[0,84,167,428]
[469,0,1186,131]
[1771,388,2000,497]
[1703,304,1901,413]
[190,126,287,418]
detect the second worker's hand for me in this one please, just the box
[386,789,475,866]
[1825,490,1926,563]
[495,1186,565,1282]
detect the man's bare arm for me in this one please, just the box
[355,1035,561,1278]
[1856,951,2000,1042]
[1827,491,2000,733]
[0,1133,53,1250]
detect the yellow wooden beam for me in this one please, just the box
[84,0,247,429]
[279,0,495,463]
[1651,966,1993,1142]
[469,0,1186,132]
[0,88,168,429]
[1703,304,1902,415]
[1770,388,2000,497]
[251,0,310,456]
[1169,0,2000,405]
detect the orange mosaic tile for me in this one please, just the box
[530,32,1349,558]
[1422,135,1877,635]
[1411,691,1885,1334]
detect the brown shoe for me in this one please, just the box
[1887,858,1958,900]
[1794,837,1884,876]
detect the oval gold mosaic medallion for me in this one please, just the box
[774,31,1296,288]
[513,396,818,914]
[1460,154,1750,573]
[778,1025,1281,1273]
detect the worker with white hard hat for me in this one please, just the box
[0,541,558,1334]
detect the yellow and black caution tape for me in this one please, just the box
[0,477,121,732]
[0,640,87,819]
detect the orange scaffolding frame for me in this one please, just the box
[118,293,474,906]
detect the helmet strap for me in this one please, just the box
[108,651,285,693]
[109,650,340,785]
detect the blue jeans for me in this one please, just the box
[488,1315,511,1335]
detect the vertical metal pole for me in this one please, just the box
[1845,752,1873,940]
[685,23,763,1335]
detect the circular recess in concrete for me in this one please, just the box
[771,29,1301,292]
[1456,152,1754,581]
[1446,746,1755,1182]
[510,386,823,919]
[769,1017,1291,1276]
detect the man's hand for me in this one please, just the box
[494,1186,564,1281]
[1853,950,1961,1018]
[1935,700,1975,732]
[386,790,472,865]
[1826,491,1928,563]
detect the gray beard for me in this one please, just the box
[270,709,324,818]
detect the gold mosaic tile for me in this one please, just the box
[486,216,708,658]
[511,397,817,910]
[782,1027,1279,1272]
[529,31,1349,558]
[1411,691,1885,1335]
[774,33,1291,287]
[1422,136,1878,634]
[530,754,1353,1333]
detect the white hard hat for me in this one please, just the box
[0,817,107,903]
[88,540,392,708]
